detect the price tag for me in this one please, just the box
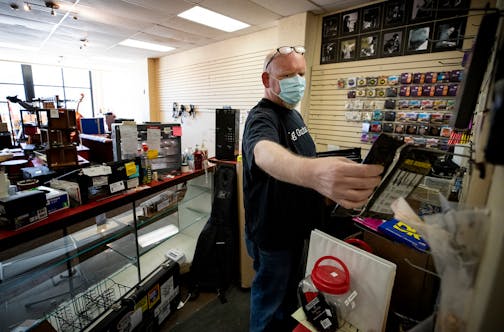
[95,213,107,225]
[50,109,59,118]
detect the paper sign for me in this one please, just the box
[120,122,138,158]
[125,161,137,177]
[50,109,59,118]
[147,127,161,153]
[147,149,158,159]
[172,126,182,136]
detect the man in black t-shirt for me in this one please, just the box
[242,46,383,332]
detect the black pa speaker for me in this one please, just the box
[215,108,239,161]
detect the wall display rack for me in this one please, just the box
[0,168,213,331]
[338,69,468,149]
[321,0,469,64]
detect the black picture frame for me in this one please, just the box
[383,1,407,28]
[320,40,339,64]
[408,0,437,23]
[361,5,382,32]
[341,10,360,35]
[405,23,434,54]
[340,37,358,61]
[381,28,405,57]
[432,18,466,52]
[436,0,470,19]
[359,33,380,59]
[322,14,340,39]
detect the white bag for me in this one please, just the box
[306,229,397,332]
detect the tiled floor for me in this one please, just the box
[159,290,218,331]
[159,279,251,331]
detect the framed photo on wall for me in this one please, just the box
[405,23,433,54]
[321,40,339,64]
[383,1,407,28]
[341,10,359,35]
[340,37,357,61]
[381,28,405,57]
[359,33,380,59]
[408,0,437,23]
[322,14,340,39]
[361,5,382,32]
[437,0,470,19]
[432,18,466,52]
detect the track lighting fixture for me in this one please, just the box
[11,1,64,16]
[45,1,59,10]
[79,37,88,49]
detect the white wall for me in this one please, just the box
[157,13,309,157]
[91,61,149,123]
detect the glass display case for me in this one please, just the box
[0,171,213,331]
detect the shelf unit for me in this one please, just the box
[0,169,213,331]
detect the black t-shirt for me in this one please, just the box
[242,98,324,250]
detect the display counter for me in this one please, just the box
[0,166,214,331]
[0,167,213,252]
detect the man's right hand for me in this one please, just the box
[304,157,383,209]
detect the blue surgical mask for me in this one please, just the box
[272,75,306,106]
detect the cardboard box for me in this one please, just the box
[49,179,82,206]
[0,190,48,229]
[35,186,70,214]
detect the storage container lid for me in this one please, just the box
[310,256,350,295]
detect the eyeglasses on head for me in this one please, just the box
[265,45,306,70]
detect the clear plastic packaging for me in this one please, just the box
[298,256,357,330]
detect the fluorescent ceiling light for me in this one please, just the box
[0,42,39,52]
[177,6,250,32]
[119,39,175,52]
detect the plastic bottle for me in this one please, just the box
[186,147,194,170]
[141,143,152,184]
[0,172,10,198]
[200,140,208,163]
[193,144,203,170]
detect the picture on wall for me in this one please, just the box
[437,0,470,18]
[318,0,468,64]
[321,40,339,64]
[359,34,380,59]
[323,14,340,38]
[406,24,433,54]
[383,1,407,27]
[341,10,359,35]
[340,37,357,61]
[381,29,405,57]
[409,0,437,23]
[361,5,382,32]
[432,18,466,51]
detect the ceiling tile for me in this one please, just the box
[200,0,281,25]
[249,0,321,17]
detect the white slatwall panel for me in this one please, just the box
[306,51,464,155]
[158,50,268,115]
[157,48,271,156]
